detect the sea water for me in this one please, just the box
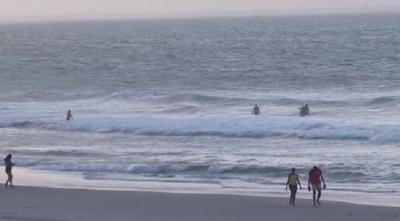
[0,14,399,203]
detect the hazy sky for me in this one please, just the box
[2,0,400,21]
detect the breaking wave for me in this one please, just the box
[14,158,380,184]
[365,96,399,106]
[1,116,400,144]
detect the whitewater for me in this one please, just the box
[0,14,399,201]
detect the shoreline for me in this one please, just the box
[9,167,400,208]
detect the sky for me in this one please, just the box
[1,0,400,21]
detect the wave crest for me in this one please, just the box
[1,116,400,144]
[366,96,398,106]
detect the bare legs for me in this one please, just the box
[290,192,296,206]
[289,186,297,206]
[312,190,316,206]
[312,190,321,206]
[5,172,13,188]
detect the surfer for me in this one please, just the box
[299,104,310,117]
[4,154,14,188]
[252,104,260,115]
[66,110,73,121]
[308,166,326,207]
[286,168,302,206]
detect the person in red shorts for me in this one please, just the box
[308,166,326,206]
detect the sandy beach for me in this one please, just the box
[0,185,398,221]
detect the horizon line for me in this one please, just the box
[1,8,399,24]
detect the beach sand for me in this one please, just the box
[0,186,399,221]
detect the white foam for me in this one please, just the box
[127,164,161,173]
[1,115,400,143]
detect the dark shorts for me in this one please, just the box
[289,185,297,194]
[5,167,12,174]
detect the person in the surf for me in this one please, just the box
[308,166,326,206]
[286,168,302,206]
[252,104,260,115]
[4,154,14,188]
[66,110,73,121]
[299,104,310,117]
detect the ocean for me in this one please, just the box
[0,14,399,202]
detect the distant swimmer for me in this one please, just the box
[66,110,73,121]
[308,166,326,207]
[299,104,310,117]
[4,154,14,188]
[252,104,260,115]
[286,168,302,206]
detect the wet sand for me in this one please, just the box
[0,186,399,221]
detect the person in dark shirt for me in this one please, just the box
[66,110,73,121]
[252,104,260,115]
[4,154,14,188]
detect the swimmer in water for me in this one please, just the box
[252,104,260,115]
[299,104,310,117]
[66,110,73,121]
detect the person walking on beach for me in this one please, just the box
[4,154,14,188]
[286,168,302,206]
[66,110,73,121]
[308,166,326,206]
